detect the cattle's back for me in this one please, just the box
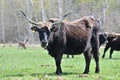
[48,16,100,55]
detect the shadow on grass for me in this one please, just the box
[4,74,24,77]
[102,57,120,60]
[4,71,80,78]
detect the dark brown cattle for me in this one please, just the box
[102,33,120,58]
[21,11,100,75]
[47,16,100,75]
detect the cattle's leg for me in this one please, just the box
[83,50,91,74]
[110,49,113,59]
[54,53,63,75]
[67,54,69,58]
[72,55,74,58]
[92,48,100,73]
[67,55,74,58]
[102,44,110,58]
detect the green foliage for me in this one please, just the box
[0,45,120,80]
[75,0,102,5]
[33,0,40,12]
[43,0,51,11]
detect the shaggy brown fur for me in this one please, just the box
[47,16,100,75]
[26,14,100,75]
[21,11,100,75]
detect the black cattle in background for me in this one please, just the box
[102,33,120,59]
[99,33,108,47]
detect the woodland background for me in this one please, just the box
[0,0,120,44]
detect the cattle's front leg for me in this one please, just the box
[83,50,91,74]
[110,49,113,59]
[102,44,110,58]
[54,53,63,75]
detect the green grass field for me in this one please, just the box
[0,44,120,80]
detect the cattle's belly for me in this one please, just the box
[111,47,120,50]
[65,38,88,54]
[65,49,83,55]
[111,43,120,50]
[65,42,86,55]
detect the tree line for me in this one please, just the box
[0,0,119,44]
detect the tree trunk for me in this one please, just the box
[57,0,63,18]
[49,0,52,18]
[1,1,5,43]
[26,0,34,44]
[40,0,46,21]
[102,0,109,25]
[15,13,21,41]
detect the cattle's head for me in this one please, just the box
[99,32,108,46]
[31,26,50,48]
[21,10,52,48]
[102,32,108,43]
[21,10,70,48]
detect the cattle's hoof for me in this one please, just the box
[56,73,62,76]
[102,55,105,58]
[95,70,100,73]
[83,71,89,74]
[56,72,62,76]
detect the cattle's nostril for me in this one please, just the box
[41,41,48,48]
[43,42,47,45]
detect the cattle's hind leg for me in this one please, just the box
[83,49,91,74]
[92,48,100,73]
[92,34,100,73]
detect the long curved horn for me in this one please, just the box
[63,12,71,19]
[20,10,39,26]
[57,12,71,23]
[60,12,71,21]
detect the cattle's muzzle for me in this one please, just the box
[41,41,48,49]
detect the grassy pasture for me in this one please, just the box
[0,44,120,80]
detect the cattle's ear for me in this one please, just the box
[31,26,38,32]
